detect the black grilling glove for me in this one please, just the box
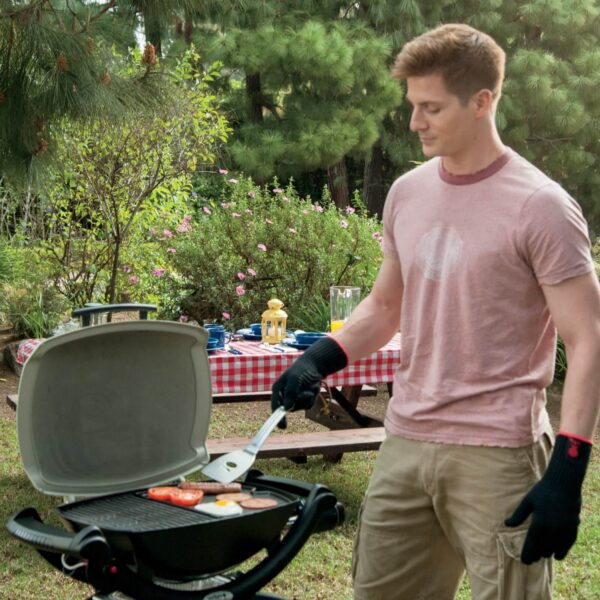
[504,433,592,564]
[271,336,348,429]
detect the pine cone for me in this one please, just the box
[100,71,111,85]
[56,54,68,72]
[33,139,49,156]
[86,37,95,54]
[142,43,158,66]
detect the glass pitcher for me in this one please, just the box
[329,286,361,332]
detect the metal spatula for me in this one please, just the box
[201,407,288,483]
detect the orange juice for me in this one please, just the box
[330,319,345,332]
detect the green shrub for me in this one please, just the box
[0,243,67,337]
[0,239,26,284]
[149,176,383,329]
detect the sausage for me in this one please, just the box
[178,481,243,494]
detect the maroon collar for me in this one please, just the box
[438,148,513,185]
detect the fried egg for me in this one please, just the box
[194,499,243,517]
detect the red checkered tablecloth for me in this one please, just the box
[209,334,402,395]
[17,334,402,395]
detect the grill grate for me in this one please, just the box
[60,493,212,532]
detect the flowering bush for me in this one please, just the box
[151,175,384,329]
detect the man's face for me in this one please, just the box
[406,74,479,159]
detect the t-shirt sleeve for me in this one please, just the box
[518,183,593,286]
[382,179,401,260]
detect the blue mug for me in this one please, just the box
[204,324,230,347]
[249,323,262,336]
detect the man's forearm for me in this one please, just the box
[333,293,401,364]
[559,338,600,439]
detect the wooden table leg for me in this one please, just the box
[305,385,385,429]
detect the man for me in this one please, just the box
[271,23,600,599]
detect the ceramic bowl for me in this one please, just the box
[294,332,326,346]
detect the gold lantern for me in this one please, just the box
[261,299,288,344]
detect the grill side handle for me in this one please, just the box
[6,507,109,559]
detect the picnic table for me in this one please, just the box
[8,332,402,461]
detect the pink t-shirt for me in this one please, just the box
[382,148,593,447]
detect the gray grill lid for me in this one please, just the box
[17,321,212,497]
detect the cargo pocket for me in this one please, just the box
[496,527,552,600]
[496,528,528,600]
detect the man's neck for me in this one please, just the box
[441,134,505,177]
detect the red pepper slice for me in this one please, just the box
[169,489,204,506]
[147,486,178,501]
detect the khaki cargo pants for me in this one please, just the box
[352,431,554,600]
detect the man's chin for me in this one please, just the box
[420,145,438,157]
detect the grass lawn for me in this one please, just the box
[0,386,598,599]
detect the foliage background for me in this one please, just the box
[141,175,384,329]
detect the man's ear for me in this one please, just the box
[472,89,494,117]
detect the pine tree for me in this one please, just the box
[0,1,193,184]
[185,1,600,223]
[191,1,401,207]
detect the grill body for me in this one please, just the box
[59,485,300,577]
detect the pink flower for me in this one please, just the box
[219,168,229,175]
[372,231,382,240]
[247,268,256,276]
[265,219,273,225]
[314,205,324,213]
[176,218,192,233]
[257,243,267,252]
[282,195,290,202]
[245,209,253,214]
[122,265,132,273]
[203,206,212,215]
[166,247,177,253]
[128,276,138,284]
[237,272,246,280]
[222,312,231,320]
[288,227,297,234]
[273,187,283,193]
[340,220,349,229]
[346,207,356,214]
[236,285,246,296]
[152,268,166,277]
[221,202,231,209]
[148,227,157,235]
[228,178,239,184]
[232,212,241,218]
[248,191,256,198]
[163,229,174,238]
[179,315,189,323]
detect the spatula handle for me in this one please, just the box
[247,407,287,455]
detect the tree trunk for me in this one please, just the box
[327,158,350,209]
[245,73,263,123]
[362,143,387,219]
[106,239,121,307]
[184,14,194,44]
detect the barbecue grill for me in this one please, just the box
[6,320,344,599]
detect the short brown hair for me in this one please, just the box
[391,24,505,103]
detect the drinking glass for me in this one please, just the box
[329,286,361,332]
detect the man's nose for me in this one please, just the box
[410,108,427,132]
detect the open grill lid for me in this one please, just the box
[17,321,212,497]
